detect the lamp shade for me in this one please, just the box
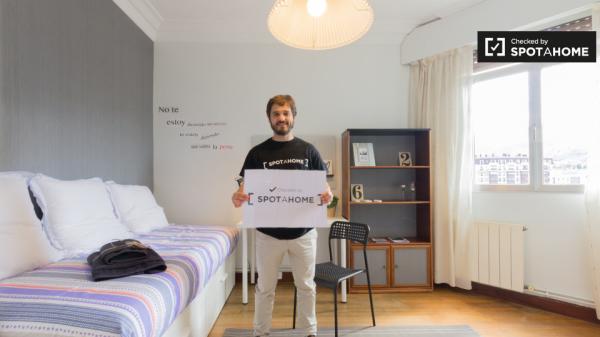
[268,0,374,50]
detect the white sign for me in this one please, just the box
[242,169,327,228]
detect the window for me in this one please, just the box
[471,16,598,191]
[540,63,597,186]
[473,71,530,186]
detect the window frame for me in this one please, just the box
[472,62,585,193]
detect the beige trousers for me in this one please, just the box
[254,229,318,336]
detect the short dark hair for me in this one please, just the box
[266,95,297,117]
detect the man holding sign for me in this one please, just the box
[232,95,332,337]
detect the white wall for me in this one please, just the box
[474,192,594,305]
[402,0,598,304]
[154,42,409,266]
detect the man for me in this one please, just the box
[232,95,332,337]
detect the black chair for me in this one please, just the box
[293,221,375,337]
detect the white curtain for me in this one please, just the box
[585,5,600,319]
[585,118,600,319]
[408,46,474,289]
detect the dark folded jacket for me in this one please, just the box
[87,239,167,281]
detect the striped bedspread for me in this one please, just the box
[0,225,239,337]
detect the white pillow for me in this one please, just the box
[0,170,34,178]
[107,182,169,233]
[0,173,63,279]
[29,174,132,255]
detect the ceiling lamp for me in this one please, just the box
[268,0,374,50]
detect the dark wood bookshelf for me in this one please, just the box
[350,165,431,169]
[350,201,430,205]
[342,129,433,292]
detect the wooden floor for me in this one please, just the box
[208,282,600,337]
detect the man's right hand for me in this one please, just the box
[232,191,250,208]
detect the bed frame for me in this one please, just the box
[162,248,237,337]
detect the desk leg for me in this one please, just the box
[250,229,256,284]
[242,227,248,304]
[341,239,347,303]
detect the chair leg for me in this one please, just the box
[366,272,376,326]
[293,286,297,329]
[333,285,338,337]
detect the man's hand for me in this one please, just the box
[232,191,249,208]
[232,185,250,208]
[320,187,333,206]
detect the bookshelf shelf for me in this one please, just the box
[350,201,430,205]
[350,166,430,169]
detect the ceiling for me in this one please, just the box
[133,0,486,43]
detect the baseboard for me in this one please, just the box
[467,282,599,324]
[236,271,294,283]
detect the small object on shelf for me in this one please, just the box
[398,152,412,166]
[409,182,416,201]
[325,159,334,176]
[371,237,389,243]
[400,184,407,201]
[350,184,364,201]
[387,236,410,243]
[353,143,376,166]
[373,199,383,203]
[363,199,373,203]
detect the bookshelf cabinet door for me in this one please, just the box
[392,246,430,287]
[351,247,389,287]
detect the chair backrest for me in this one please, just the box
[328,221,370,262]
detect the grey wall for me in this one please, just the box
[0,0,153,186]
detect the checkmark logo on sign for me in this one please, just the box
[269,187,277,192]
[485,37,505,57]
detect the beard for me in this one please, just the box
[270,120,294,136]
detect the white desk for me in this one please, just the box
[241,217,347,304]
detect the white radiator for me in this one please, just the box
[473,222,525,292]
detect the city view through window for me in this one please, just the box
[472,63,597,186]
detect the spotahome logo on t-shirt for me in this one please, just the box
[262,158,309,169]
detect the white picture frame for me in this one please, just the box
[398,152,412,166]
[352,143,376,166]
[325,159,334,177]
[350,184,364,201]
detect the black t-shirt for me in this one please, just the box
[239,137,326,240]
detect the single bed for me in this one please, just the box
[0,224,238,337]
